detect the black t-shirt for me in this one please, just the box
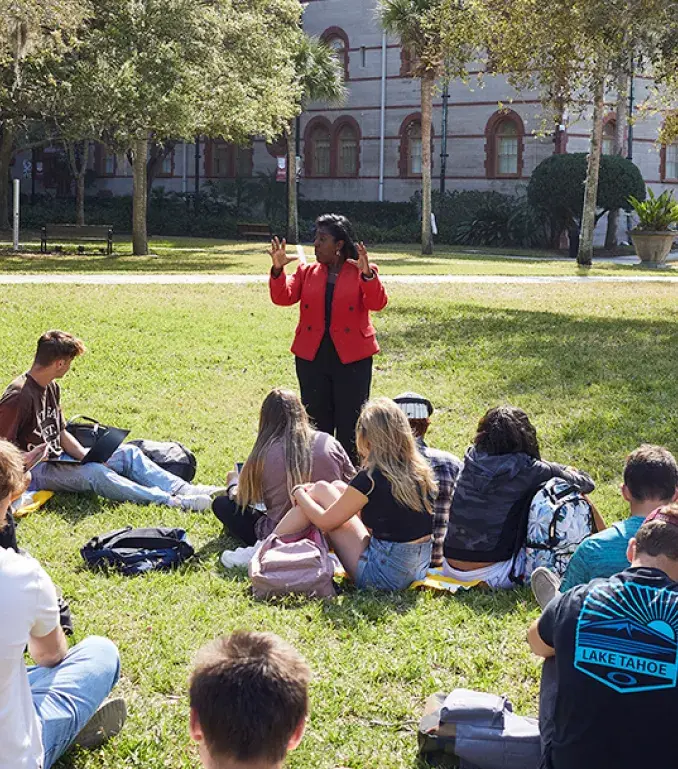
[538,567,678,769]
[349,468,432,542]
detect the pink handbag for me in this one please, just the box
[249,526,336,598]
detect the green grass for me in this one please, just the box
[2,281,678,767]
[0,236,673,276]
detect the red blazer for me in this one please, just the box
[269,261,388,364]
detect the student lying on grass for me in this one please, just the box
[274,397,437,591]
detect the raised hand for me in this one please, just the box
[269,236,298,272]
[346,241,373,277]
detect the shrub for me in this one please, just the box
[298,199,416,230]
[527,153,646,243]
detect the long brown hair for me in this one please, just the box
[356,398,437,514]
[237,389,315,508]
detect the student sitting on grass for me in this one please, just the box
[274,397,437,591]
[0,330,223,511]
[189,631,310,769]
[0,439,125,769]
[393,391,462,568]
[529,504,678,769]
[213,388,354,546]
[443,406,594,589]
[531,444,678,608]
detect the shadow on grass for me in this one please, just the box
[47,493,105,525]
[381,301,678,456]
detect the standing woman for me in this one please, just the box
[269,214,387,463]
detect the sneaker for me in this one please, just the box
[175,494,212,512]
[74,697,127,749]
[220,543,260,569]
[175,483,229,497]
[531,566,561,609]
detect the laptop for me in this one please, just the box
[47,426,130,465]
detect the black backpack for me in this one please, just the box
[81,526,194,576]
[128,439,197,482]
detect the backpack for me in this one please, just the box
[249,526,336,599]
[418,689,541,769]
[127,439,197,482]
[524,478,596,581]
[81,526,194,576]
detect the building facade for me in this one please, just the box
[17,0,678,214]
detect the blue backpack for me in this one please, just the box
[81,526,194,576]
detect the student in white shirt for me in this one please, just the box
[0,439,125,769]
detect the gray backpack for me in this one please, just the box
[418,689,541,769]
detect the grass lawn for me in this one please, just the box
[1,235,674,276]
[2,281,678,767]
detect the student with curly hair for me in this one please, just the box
[443,406,594,589]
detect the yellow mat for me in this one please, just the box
[13,490,54,519]
[410,567,484,593]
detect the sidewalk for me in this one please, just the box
[1,273,678,284]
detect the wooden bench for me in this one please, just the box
[41,224,114,255]
[237,222,271,240]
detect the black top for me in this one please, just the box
[538,567,678,769]
[349,468,433,542]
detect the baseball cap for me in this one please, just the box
[393,392,433,420]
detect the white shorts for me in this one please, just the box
[442,550,526,590]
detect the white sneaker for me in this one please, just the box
[175,494,212,512]
[531,566,562,609]
[220,543,261,569]
[190,484,230,497]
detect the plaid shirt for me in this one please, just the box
[419,439,462,567]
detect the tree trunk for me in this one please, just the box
[604,68,629,250]
[420,72,433,255]
[577,70,605,266]
[146,140,176,204]
[66,141,89,226]
[286,121,298,244]
[132,138,148,255]
[0,125,15,231]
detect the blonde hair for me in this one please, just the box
[0,440,26,526]
[237,389,315,508]
[356,398,437,514]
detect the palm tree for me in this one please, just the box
[286,35,346,244]
[379,0,445,255]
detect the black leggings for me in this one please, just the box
[212,496,263,546]
[295,337,372,465]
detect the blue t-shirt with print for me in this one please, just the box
[560,516,645,592]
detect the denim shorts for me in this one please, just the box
[355,537,432,591]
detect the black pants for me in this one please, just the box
[213,496,263,546]
[538,657,557,767]
[295,337,372,465]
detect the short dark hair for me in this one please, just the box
[315,213,358,260]
[624,445,678,502]
[189,631,310,764]
[635,503,678,561]
[34,330,85,367]
[0,439,26,501]
[474,405,541,459]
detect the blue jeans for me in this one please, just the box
[355,537,432,591]
[29,636,120,768]
[30,444,184,506]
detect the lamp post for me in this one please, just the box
[439,76,450,195]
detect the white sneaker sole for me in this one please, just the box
[75,697,127,749]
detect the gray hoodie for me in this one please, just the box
[443,447,594,563]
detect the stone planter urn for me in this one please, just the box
[630,230,676,266]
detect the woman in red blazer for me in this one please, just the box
[269,214,387,462]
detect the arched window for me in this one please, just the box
[309,124,331,177]
[336,122,359,177]
[485,111,524,178]
[321,27,349,80]
[159,150,174,177]
[208,141,253,177]
[602,120,616,155]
